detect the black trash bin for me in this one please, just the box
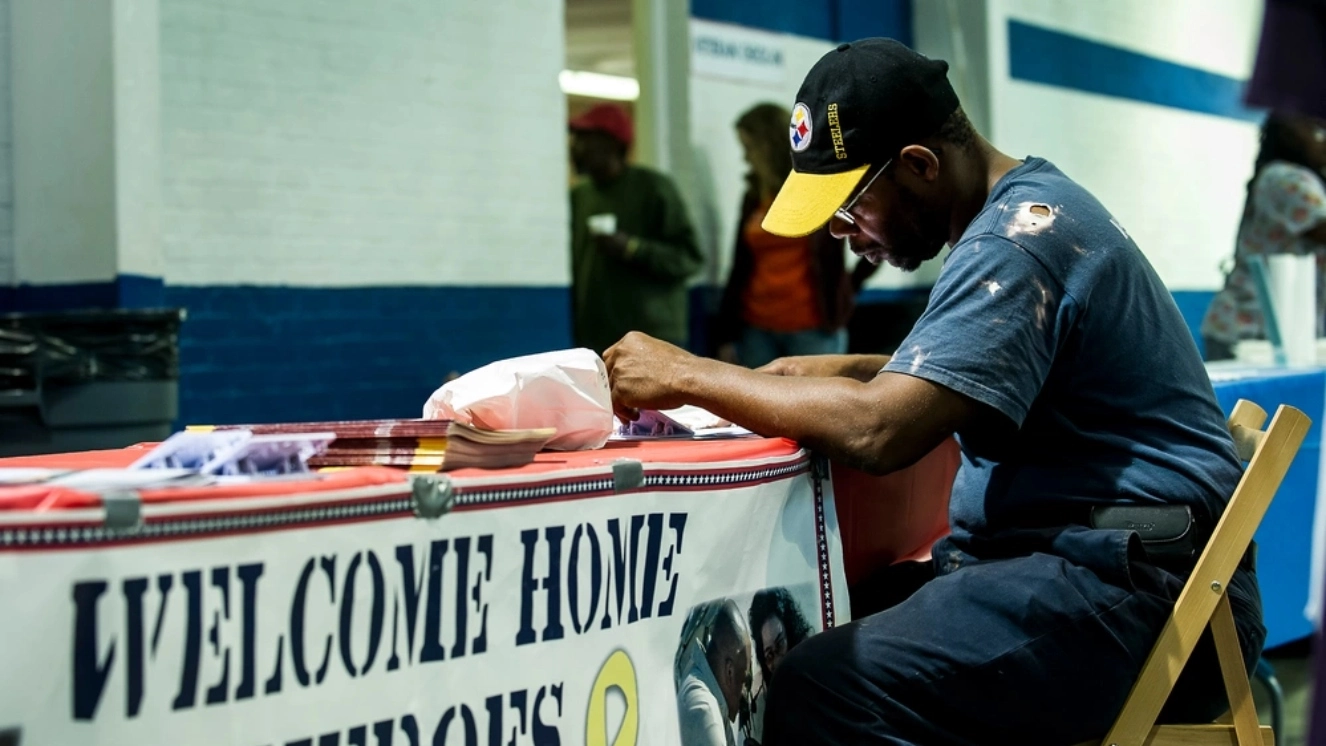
[0,308,184,457]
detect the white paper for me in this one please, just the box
[130,429,254,471]
[587,213,617,236]
[612,405,755,441]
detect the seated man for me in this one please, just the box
[604,39,1264,746]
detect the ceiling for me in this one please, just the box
[565,0,635,78]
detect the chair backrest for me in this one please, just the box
[1101,400,1311,746]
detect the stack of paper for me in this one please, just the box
[200,419,556,471]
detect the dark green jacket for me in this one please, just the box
[570,166,703,353]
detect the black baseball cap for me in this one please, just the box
[763,38,960,237]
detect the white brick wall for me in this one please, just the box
[996,0,1261,79]
[160,0,568,287]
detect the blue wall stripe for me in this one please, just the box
[117,274,166,309]
[162,285,572,426]
[838,0,912,46]
[5,277,1219,427]
[0,274,164,313]
[1007,20,1261,123]
[691,0,912,46]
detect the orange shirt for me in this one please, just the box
[742,201,822,332]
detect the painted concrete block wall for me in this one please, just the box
[987,0,1264,293]
[11,0,119,285]
[4,0,162,295]
[159,0,568,288]
[114,0,165,280]
[155,0,570,424]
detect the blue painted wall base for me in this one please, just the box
[4,277,1220,427]
[0,275,164,312]
[162,285,572,426]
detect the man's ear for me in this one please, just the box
[898,144,940,182]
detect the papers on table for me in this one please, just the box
[130,429,335,477]
[612,405,755,441]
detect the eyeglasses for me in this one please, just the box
[833,158,891,227]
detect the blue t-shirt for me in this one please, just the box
[884,158,1242,571]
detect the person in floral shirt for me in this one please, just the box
[1203,113,1326,359]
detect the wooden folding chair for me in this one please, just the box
[1076,400,1311,746]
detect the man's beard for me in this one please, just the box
[889,186,946,271]
[892,236,946,271]
[894,252,927,272]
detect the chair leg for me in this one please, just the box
[1212,597,1263,745]
[1253,657,1285,739]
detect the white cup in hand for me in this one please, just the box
[588,213,618,236]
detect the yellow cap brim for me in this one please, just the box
[761,164,871,237]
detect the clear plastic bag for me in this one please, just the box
[422,348,613,451]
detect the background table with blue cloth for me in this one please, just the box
[1207,363,1326,648]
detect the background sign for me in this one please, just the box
[691,19,788,86]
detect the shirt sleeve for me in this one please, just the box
[1253,162,1326,237]
[882,235,1074,427]
[676,682,731,746]
[629,174,704,281]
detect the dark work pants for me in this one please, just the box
[762,547,1265,746]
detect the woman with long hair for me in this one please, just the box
[1202,112,1326,359]
[742,587,813,746]
[714,103,877,368]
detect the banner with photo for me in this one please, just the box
[0,450,850,745]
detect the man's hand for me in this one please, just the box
[593,232,635,260]
[603,332,699,421]
[758,354,889,382]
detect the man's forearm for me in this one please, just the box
[762,353,892,381]
[674,358,922,473]
[842,354,892,381]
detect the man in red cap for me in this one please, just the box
[568,103,702,354]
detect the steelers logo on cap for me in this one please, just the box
[789,103,813,152]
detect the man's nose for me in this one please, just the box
[828,214,858,240]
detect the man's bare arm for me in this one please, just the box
[757,354,892,382]
[604,334,977,475]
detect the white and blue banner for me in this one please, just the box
[0,448,848,745]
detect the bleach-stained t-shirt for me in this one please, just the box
[883,157,1242,570]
